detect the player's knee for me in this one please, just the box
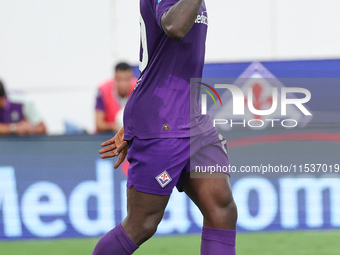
[138,219,159,242]
[130,214,160,242]
[224,198,238,225]
[204,194,238,228]
[124,205,165,244]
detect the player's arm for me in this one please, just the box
[95,89,117,133]
[0,123,13,135]
[95,110,115,133]
[0,121,32,136]
[29,122,47,135]
[161,0,203,41]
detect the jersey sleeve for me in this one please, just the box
[95,89,105,111]
[153,0,180,28]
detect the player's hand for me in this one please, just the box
[99,127,128,169]
[15,121,32,136]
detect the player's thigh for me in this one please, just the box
[183,172,233,211]
[122,186,170,231]
[183,173,237,228]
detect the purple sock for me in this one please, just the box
[92,224,139,255]
[201,227,236,255]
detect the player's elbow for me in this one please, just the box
[162,23,186,41]
[164,27,186,41]
[161,12,189,41]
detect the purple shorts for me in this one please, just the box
[126,128,230,195]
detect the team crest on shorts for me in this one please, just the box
[156,170,172,188]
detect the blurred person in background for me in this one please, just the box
[0,79,47,135]
[95,62,137,133]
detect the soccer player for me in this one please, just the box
[93,0,237,254]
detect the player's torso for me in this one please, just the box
[123,0,209,140]
[0,101,25,124]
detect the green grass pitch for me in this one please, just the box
[0,231,339,255]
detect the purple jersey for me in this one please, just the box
[123,0,213,140]
[0,101,24,124]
